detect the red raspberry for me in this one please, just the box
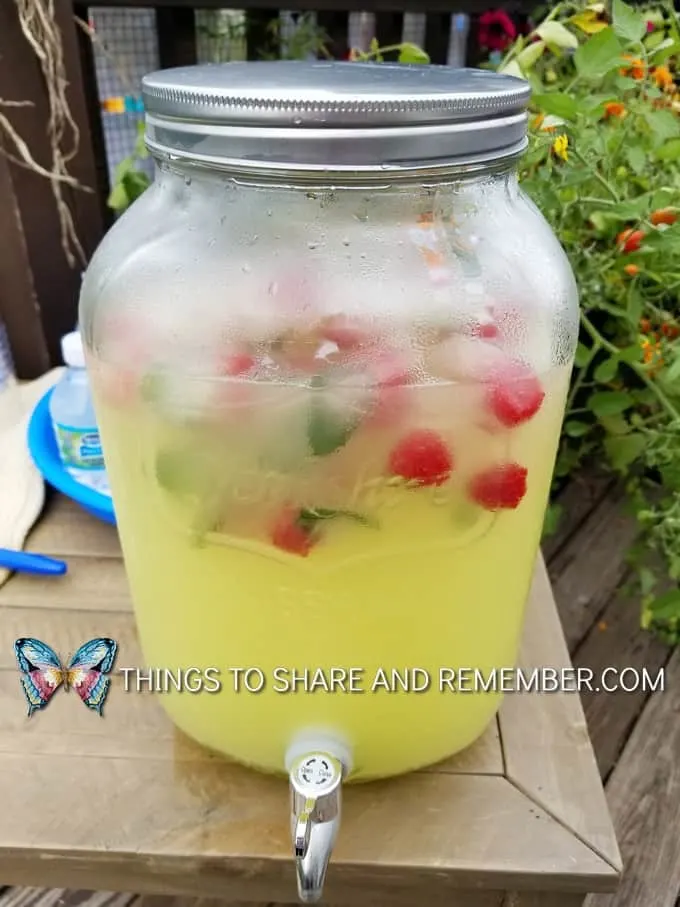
[320,315,371,352]
[388,429,453,486]
[270,508,317,557]
[221,352,256,376]
[486,361,544,428]
[468,462,528,510]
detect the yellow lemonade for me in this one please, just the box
[90,340,569,780]
[91,348,569,781]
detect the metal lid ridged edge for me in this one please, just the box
[141,83,531,118]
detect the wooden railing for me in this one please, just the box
[0,0,534,379]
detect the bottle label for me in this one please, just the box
[54,424,105,470]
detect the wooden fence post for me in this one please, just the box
[0,0,106,379]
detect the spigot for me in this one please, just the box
[289,751,343,903]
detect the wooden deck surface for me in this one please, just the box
[1,471,677,907]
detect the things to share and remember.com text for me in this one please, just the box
[118,666,666,695]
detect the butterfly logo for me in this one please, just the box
[14,637,118,717]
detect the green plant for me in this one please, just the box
[492,0,680,642]
[107,120,151,214]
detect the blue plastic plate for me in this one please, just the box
[27,388,117,526]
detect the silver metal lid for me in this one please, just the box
[141,61,531,178]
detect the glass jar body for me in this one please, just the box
[79,160,578,780]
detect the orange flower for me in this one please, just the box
[617,228,645,253]
[662,322,680,339]
[650,208,677,226]
[624,263,640,276]
[620,54,645,79]
[652,65,674,91]
[640,317,651,332]
[604,101,626,119]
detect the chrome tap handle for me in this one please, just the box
[289,751,344,903]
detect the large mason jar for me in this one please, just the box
[79,63,578,784]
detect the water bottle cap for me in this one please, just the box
[61,331,85,368]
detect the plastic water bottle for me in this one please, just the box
[49,330,110,495]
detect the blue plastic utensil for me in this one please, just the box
[0,548,67,576]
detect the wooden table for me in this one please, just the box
[0,494,621,907]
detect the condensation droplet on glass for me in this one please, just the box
[219,215,226,225]
[242,264,252,274]
[293,116,303,126]
[342,238,350,246]
[307,241,321,250]
[184,176,192,186]
[360,252,367,260]
[266,210,273,217]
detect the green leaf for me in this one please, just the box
[588,390,634,417]
[536,21,579,49]
[604,432,646,470]
[298,506,377,531]
[611,0,646,43]
[307,375,363,457]
[397,42,429,64]
[574,27,623,78]
[122,170,150,203]
[564,420,591,437]
[594,357,619,382]
[516,39,546,70]
[643,109,680,142]
[107,181,130,213]
[574,342,592,368]
[650,36,680,64]
[155,447,209,496]
[533,92,578,121]
[646,589,680,620]
[665,355,680,385]
[627,288,643,326]
[626,145,647,175]
[618,344,643,364]
[499,60,525,79]
[542,502,563,538]
[599,414,631,435]
[656,138,680,162]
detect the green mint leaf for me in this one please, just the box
[307,374,362,457]
[574,27,622,79]
[604,433,647,471]
[140,368,167,405]
[155,448,206,496]
[297,506,377,531]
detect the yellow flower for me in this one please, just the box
[552,134,569,162]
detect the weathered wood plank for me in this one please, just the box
[0,765,615,902]
[548,488,638,653]
[25,494,121,559]
[0,556,131,612]
[584,649,680,907]
[499,559,622,874]
[504,895,585,907]
[573,569,671,780]
[423,717,503,775]
[542,471,615,565]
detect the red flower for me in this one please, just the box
[478,10,517,52]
